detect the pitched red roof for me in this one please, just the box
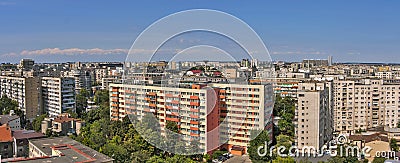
[0,124,13,142]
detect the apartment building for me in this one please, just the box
[110,83,219,153]
[41,77,75,117]
[109,83,273,154]
[66,70,93,92]
[210,83,274,154]
[295,82,334,152]
[0,76,41,119]
[334,78,400,134]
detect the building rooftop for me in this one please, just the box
[12,130,45,140]
[52,113,82,123]
[0,124,12,142]
[27,137,114,163]
[0,115,20,125]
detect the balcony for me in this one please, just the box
[190,96,199,100]
[190,120,199,125]
[190,108,199,113]
[190,102,200,106]
[166,117,179,122]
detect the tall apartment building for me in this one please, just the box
[0,76,41,119]
[110,83,219,153]
[211,83,274,154]
[295,82,334,152]
[334,79,400,134]
[41,77,76,117]
[68,70,92,92]
[109,83,273,154]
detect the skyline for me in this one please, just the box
[1,0,400,63]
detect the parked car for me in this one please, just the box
[212,159,221,163]
[218,156,228,162]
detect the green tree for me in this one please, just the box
[272,156,295,163]
[147,155,165,163]
[32,114,47,132]
[202,154,211,162]
[78,119,110,150]
[83,104,109,123]
[166,120,179,133]
[248,130,271,162]
[0,96,24,126]
[165,155,195,163]
[372,157,387,163]
[100,143,130,163]
[273,95,295,137]
[390,138,399,152]
[276,134,292,154]
[94,90,109,105]
[0,95,19,114]
[76,88,90,118]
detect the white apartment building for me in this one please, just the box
[334,78,400,134]
[0,76,42,119]
[41,77,76,117]
[295,82,334,152]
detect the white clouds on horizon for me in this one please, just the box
[2,47,329,61]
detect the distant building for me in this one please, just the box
[223,69,237,79]
[18,59,35,70]
[41,77,75,117]
[302,59,329,69]
[86,100,99,112]
[0,114,21,131]
[328,56,333,66]
[68,70,93,93]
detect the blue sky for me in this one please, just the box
[0,0,399,63]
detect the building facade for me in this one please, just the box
[295,82,334,152]
[41,77,76,117]
[0,76,42,119]
[109,83,273,154]
[334,79,400,134]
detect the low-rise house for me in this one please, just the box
[12,130,45,157]
[0,114,21,131]
[0,124,13,158]
[41,113,85,136]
